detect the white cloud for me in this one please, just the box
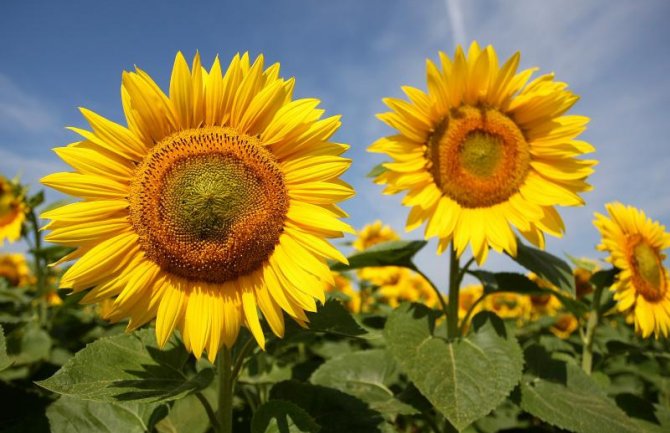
[0,74,59,133]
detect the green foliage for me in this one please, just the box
[270,381,389,433]
[470,270,588,316]
[302,299,369,338]
[37,329,213,403]
[330,240,427,271]
[511,239,576,294]
[46,396,162,433]
[384,304,524,431]
[0,325,11,371]
[310,349,417,417]
[518,345,642,433]
[251,400,320,433]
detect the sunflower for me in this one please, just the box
[0,253,32,287]
[483,291,530,325]
[370,42,596,264]
[41,52,354,360]
[594,202,670,338]
[527,272,564,320]
[325,272,363,313]
[352,219,399,251]
[356,221,403,284]
[0,177,25,246]
[550,313,578,339]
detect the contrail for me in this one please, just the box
[445,0,466,46]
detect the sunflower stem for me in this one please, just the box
[581,284,604,375]
[27,206,48,326]
[447,244,461,340]
[459,292,487,335]
[415,268,448,320]
[216,346,234,433]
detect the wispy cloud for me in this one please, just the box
[444,0,466,46]
[0,74,59,133]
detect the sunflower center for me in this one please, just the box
[627,234,667,302]
[428,106,530,208]
[130,126,289,284]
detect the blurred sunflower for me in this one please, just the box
[370,42,595,264]
[352,219,399,251]
[0,253,32,287]
[527,273,563,320]
[594,202,670,338]
[550,313,578,339]
[356,221,403,284]
[0,177,25,246]
[325,272,364,313]
[483,292,530,325]
[41,52,354,361]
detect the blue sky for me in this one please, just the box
[1,0,669,288]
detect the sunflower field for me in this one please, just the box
[1,13,670,433]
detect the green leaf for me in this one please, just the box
[46,396,162,433]
[366,163,387,178]
[330,240,427,272]
[590,268,618,289]
[8,323,52,365]
[384,304,523,431]
[270,381,388,433]
[0,325,11,371]
[303,299,368,338]
[37,328,213,403]
[615,393,670,433]
[155,390,215,433]
[310,349,417,417]
[251,400,320,433]
[469,271,587,317]
[510,240,576,294]
[519,345,642,433]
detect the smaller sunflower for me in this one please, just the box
[325,272,363,313]
[0,253,32,287]
[527,272,564,320]
[0,177,25,246]
[483,292,530,325]
[550,313,578,339]
[594,202,670,338]
[352,219,399,251]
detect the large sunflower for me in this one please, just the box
[0,176,25,246]
[594,202,670,338]
[370,42,596,264]
[41,52,354,360]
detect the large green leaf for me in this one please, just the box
[251,400,320,433]
[0,325,11,371]
[46,396,162,433]
[384,304,523,431]
[510,240,576,294]
[519,345,642,433]
[310,349,416,417]
[270,381,388,433]
[330,240,427,272]
[37,328,213,403]
[616,393,670,433]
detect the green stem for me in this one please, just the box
[447,244,460,340]
[217,346,234,433]
[231,338,256,380]
[415,268,448,319]
[458,292,487,335]
[27,207,48,325]
[195,392,219,431]
[581,284,604,375]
